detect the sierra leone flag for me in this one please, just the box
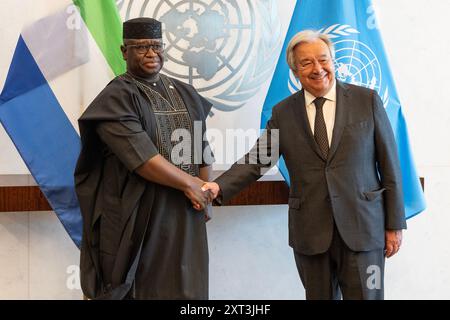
[0,0,124,247]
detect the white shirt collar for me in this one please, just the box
[304,80,337,107]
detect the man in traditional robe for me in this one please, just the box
[75,18,214,300]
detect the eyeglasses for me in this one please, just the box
[125,43,166,54]
[297,57,332,70]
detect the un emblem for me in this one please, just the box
[117,0,281,113]
[288,24,389,107]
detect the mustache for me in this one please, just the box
[141,58,160,63]
[310,71,328,78]
[140,55,163,64]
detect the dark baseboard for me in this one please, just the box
[0,178,424,212]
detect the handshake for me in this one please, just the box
[183,177,220,211]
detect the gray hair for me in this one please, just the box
[286,30,335,72]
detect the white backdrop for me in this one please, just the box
[0,0,296,173]
[1,0,450,299]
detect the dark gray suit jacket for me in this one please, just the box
[215,81,406,255]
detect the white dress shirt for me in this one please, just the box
[304,81,337,147]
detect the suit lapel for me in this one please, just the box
[290,90,326,161]
[327,81,349,164]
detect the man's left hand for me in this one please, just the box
[385,229,403,258]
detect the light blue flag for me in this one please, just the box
[261,0,425,219]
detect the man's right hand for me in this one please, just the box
[184,177,213,211]
[201,182,220,199]
[135,155,214,211]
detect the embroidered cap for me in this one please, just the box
[123,17,162,39]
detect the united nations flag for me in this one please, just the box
[262,0,425,219]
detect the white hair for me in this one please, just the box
[286,30,335,72]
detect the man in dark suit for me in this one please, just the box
[202,30,406,300]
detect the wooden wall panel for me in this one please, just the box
[0,178,424,212]
[0,186,52,212]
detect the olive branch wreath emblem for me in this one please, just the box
[288,24,389,107]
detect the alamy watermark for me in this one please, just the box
[366,265,382,290]
[171,121,279,175]
[66,265,81,290]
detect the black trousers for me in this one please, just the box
[294,225,385,300]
